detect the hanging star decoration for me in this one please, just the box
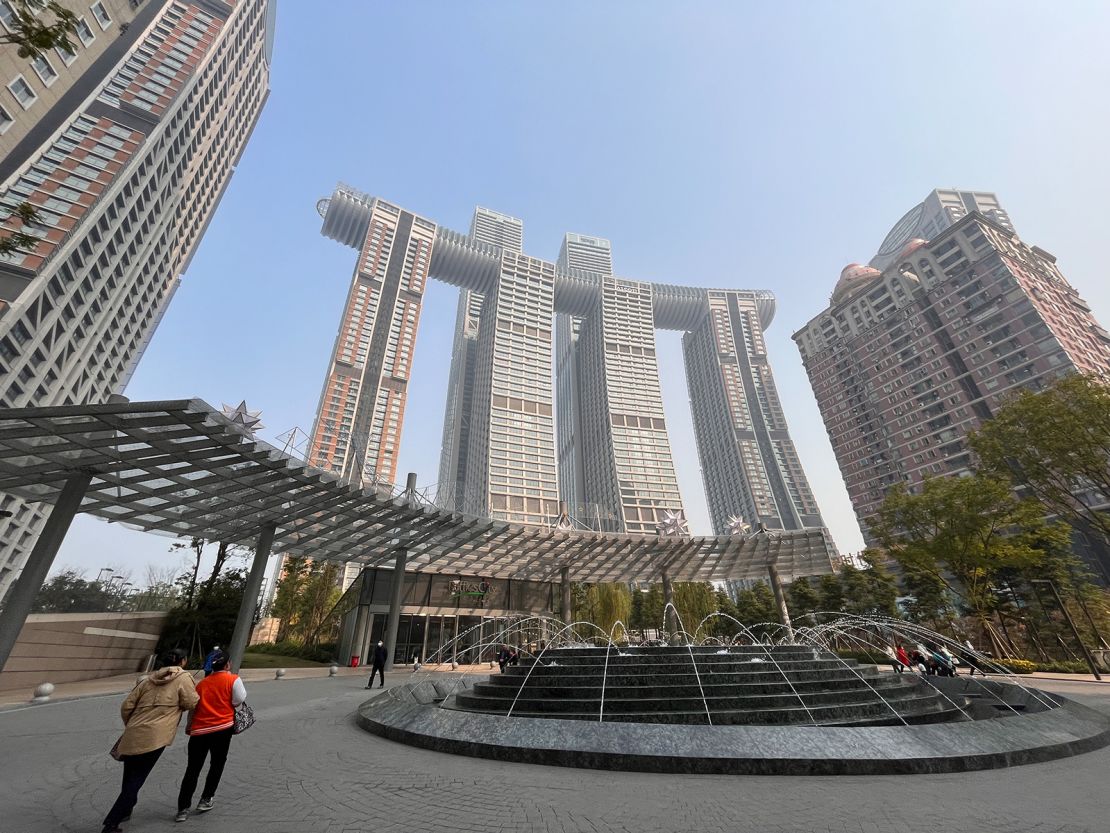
[221,400,265,437]
[656,509,689,537]
[727,515,751,536]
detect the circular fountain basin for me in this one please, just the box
[356,647,1110,775]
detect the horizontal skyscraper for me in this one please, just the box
[316,186,830,544]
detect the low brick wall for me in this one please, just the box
[0,611,167,692]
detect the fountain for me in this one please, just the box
[356,614,1110,774]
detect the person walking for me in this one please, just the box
[101,648,198,833]
[176,650,246,822]
[365,640,388,689]
[202,645,221,677]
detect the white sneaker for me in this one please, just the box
[197,798,214,813]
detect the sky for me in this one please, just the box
[52,0,1110,586]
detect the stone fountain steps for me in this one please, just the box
[457,679,933,714]
[476,672,913,700]
[453,692,969,726]
[447,646,969,727]
[466,680,922,710]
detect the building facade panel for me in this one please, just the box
[795,203,1110,541]
[308,200,435,487]
[0,0,273,599]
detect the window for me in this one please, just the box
[0,103,11,133]
[55,45,77,66]
[75,16,95,44]
[30,55,57,86]
[8,75,36,109]
[90,1,111,29]
[0,1,14,32]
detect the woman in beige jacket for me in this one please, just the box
[102,648,199,833]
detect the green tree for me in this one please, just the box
[787,576,821,620]
[158,569,248,660]
[671,582,716,636]
[817,573,845,614]
[32,569,117,612]
[710,588,740,638]
[629,587,646,637]
[872,475,1060,654]
[586,582,632,641]
[971,374,1110,575]
[899,562,954,628]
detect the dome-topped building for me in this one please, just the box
[830,263,881,304]
[897,238,929,261]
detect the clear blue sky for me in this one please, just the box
[53,0,1110,583]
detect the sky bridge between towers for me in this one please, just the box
[317,183,777,331]
[0,399,838,674]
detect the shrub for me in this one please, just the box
[996,659,1037,675]
[247,641,337,663]
[1036,660,1092,675]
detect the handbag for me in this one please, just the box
[109,735,124,761]
[233,701,255,734]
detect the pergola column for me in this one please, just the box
[229,523,275,673]
[0,472,93,672]
[560,565,572,624]
[767,564,795,644]
[661,567,675,641]
[384,547,407,665]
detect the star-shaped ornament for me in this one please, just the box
[656,509,689,537]
[727,515,751,536]
[221,400,265,437]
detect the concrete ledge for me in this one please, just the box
[356,680,1110,775]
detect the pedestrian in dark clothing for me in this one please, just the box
[365,641,388,689]
[102,649,198,833]
[176,650,246,821]
[202,645,220,677]
[497,644,511,673]
[508,647,520,666]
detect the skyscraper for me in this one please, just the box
[309,191,437,487]
[317,185,830,543]
[870,189,1012,271]
[437,207,521,511]
[684,290,823,532]
[794,192,1110,547]
[0,0,275,598]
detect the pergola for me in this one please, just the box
[0,399,839,671]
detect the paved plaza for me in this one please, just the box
[1,673,1107,833]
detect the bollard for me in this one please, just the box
[451,661,459,670]
[31,682,54,704]
[275,668,286,680]
[329,665,338,677]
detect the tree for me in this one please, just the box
[32,569,117,612]
[0,1,79,259]
[585,582,631,641]
[787,576,821,621]
[971,373,1110,576]
[171,537,206,608]
[629,587,647,638]
[899,562,954,629]
[671,582,716,636]
[0,0,77,58]
[817,573,844,614]
[157,569,248,659]
[872,474,1061,655]
[269,558,342,647]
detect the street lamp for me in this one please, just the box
[95,567,114,584]
[1030,579,1102,680]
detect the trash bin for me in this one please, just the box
[349,655,360,668]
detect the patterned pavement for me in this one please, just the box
[1,672,1107,833]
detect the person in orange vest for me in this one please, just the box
[175,650,246,822]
